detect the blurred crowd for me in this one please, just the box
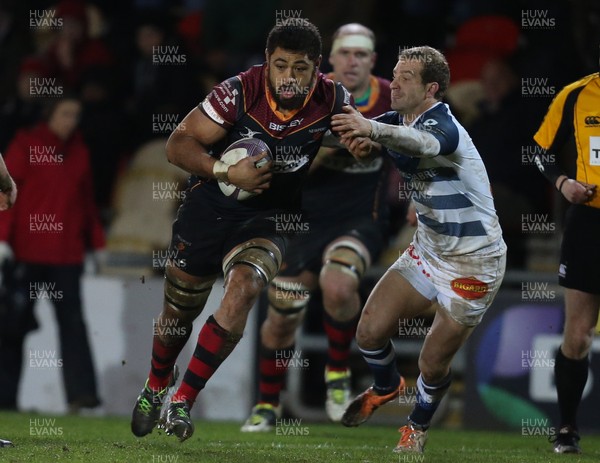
[1,0,599,270]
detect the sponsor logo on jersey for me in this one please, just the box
[240,127,261,138]
[201,100,225,125]
[558,263,566,278]
[451,277,488,300]
[268,118,305,132]
[584,115,600,126]
[210,80,239,114]
[273,154,310,173]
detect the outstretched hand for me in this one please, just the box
[332,105,373,138]
[339,135,374,160]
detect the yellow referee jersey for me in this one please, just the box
[534,73,600,209]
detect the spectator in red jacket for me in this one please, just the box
[0,95,105,413]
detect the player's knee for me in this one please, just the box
[163,267,215,327]
[563,329,595,358]
[223,265,265,310]
[267,278,310,330]
[322,240,368,287]
[320,269,357,308]
[355,319,383,350]
[223,238,283,287]
[263,311,301,341]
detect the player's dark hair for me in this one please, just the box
[399,46,450,100]
[266,22,322,63]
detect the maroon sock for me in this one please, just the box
[323,311,358,371]
[258,344,294,406]
[172,315,241,404]
[148,332,190,391]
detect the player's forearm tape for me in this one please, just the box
[213,160,230,183]
[368,120,440,157]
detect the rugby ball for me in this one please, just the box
[218,138,272,200]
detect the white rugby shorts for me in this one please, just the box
[390,236,507,326]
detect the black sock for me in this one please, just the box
[555,347,588,430]
[408,372,452,430]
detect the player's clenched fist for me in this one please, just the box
[227,151,273,194]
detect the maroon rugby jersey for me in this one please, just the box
[302,75,391,223]
[192,63,350,215]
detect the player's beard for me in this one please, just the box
[268,74,315,111]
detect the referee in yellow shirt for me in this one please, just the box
[533,67,599,454]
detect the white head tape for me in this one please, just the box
[331,34,375,54]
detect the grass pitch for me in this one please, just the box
[1,411,599,463]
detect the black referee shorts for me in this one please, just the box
[559,204,600,294]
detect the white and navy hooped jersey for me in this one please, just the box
[377,102,503,255]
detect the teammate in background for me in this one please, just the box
[533,67,599,454]
[0,153,15,449]
[331,46,507,453]
[131,22,354,442]
[241,23,391,431]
